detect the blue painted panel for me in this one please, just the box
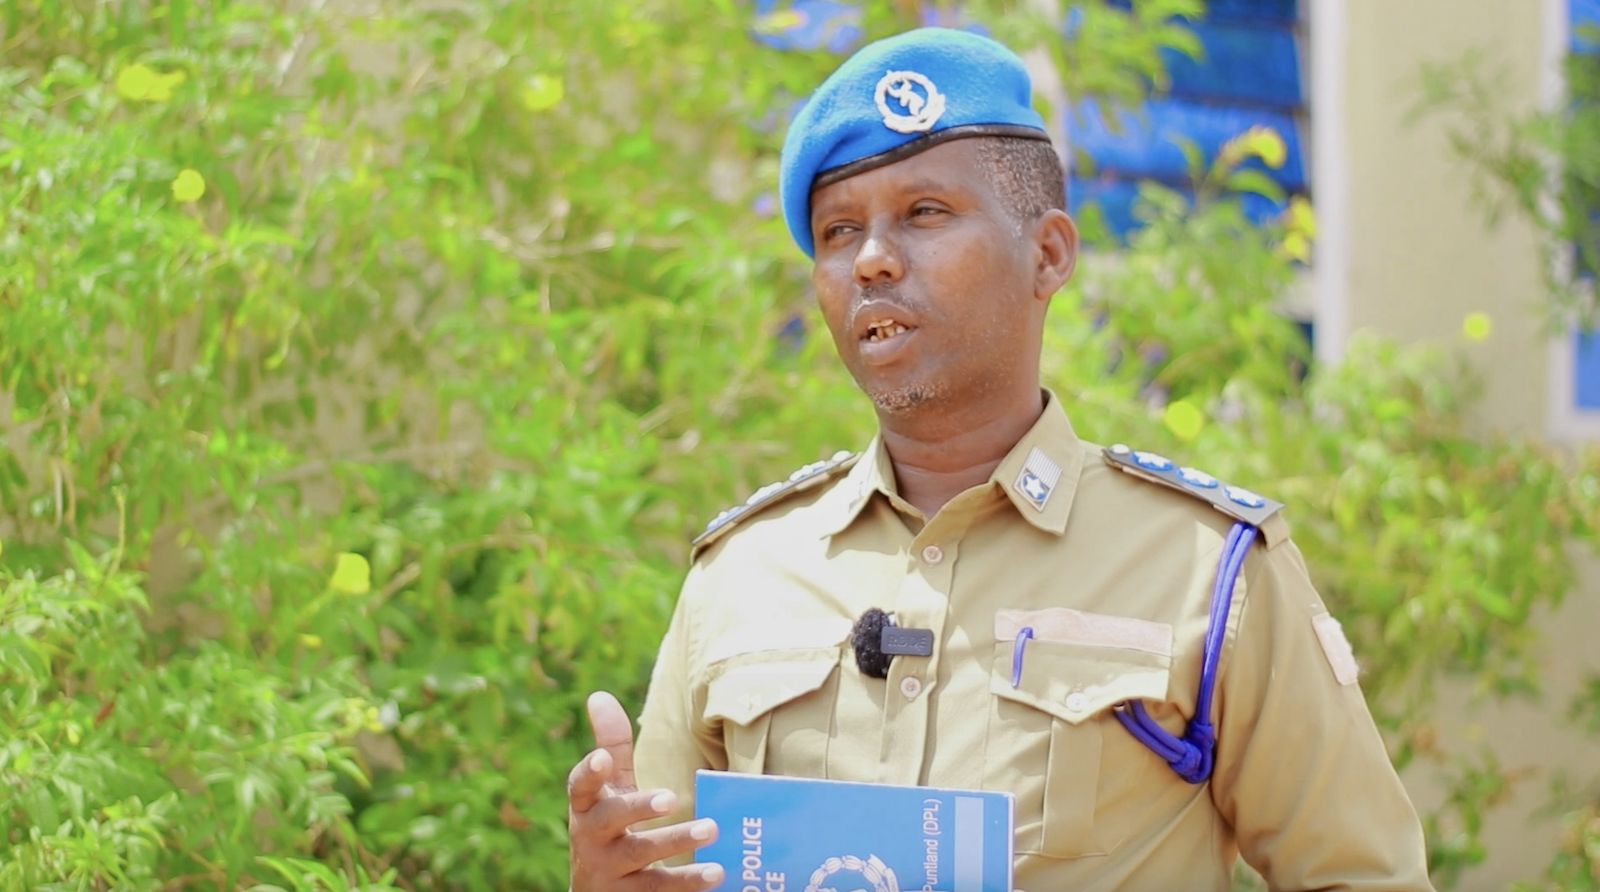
[1576,0,1600,54]
[1070,175,1291,242]
[1203,0,1299,24]
[1069,98,1306,190]
[1164,20,1302,110]
[1237,189,1291,226]
[1294,318,1315,349]
[1070,176,1144,240]
[1575,331,1600,409]
[1104,0,1298,24]
[751,0,862,53]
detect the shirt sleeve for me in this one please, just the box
[1210,539,1436,892]
[633,566,725,859]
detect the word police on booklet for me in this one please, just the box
[694,770,1014,892]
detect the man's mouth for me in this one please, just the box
[863,319,913,342]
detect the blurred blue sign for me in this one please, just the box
[1074,0,1306,240]
[1199,0,1298,24]
[1164,20,1303,110]
[1070,97,1305,189]
[1575,332,1600,410]
[1572,1,1600,415]
[1574,0,1600,54]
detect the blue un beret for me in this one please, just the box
[779,27,1053,257]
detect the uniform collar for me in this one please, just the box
[820,389,1085,538]
[991,389,1083,534]
[816,432,896,538]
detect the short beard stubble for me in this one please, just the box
[865,381,946,414]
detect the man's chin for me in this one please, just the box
[864,382,945,414]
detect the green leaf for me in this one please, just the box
[1171,136,1204,180]
[520,74,564,112]
[1162,399,1205,441]
[1223,170,1287,203]
[329,553,372,595]
[171,169,207,203]
[1474,588,1517,620]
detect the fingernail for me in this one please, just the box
[589,751,605,771]
[690,818,715,840]
[701,865,724,883]
[650,791,675,814]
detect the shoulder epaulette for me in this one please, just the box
[690,450,861,560]
[1102,443,1286,531]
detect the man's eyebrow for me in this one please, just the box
[810,175,966,219]
[896,177,959,195]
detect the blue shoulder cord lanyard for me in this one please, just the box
[1010,521,1259,785]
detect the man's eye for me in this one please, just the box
[911,205,946,218]
[823,223,855,240]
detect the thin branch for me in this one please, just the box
[378,561,421,600]
[273,0,331,90]
[184,440,480,521]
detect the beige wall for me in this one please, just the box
[1330,1,1600,888]
[1339,0,1548,433]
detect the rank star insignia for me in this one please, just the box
[1013,447,1063,511]
[1018,471,1049,505]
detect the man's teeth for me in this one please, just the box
[866,321,909,342]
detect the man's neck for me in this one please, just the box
[878,386,1045,519]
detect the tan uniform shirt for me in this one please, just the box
[636,393,1434,892]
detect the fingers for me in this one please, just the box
[635,815,719,856]
[577,862,723,892]
[568,747,616,815]
[624,862,725,892]
[605,818,722,879]
[568,690,637,814]
[571,859,724,892]
[584,788,684,839]
[569,691,719,892]
[587,690,638,794]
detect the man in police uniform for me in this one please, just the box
[567,27,1434,892]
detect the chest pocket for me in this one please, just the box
[983,609,1172,860]
[702,647,841,776]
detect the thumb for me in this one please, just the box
[587,691,638,794]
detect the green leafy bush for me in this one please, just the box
[1,536,376,890]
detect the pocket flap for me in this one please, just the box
[704,649,840,726]
[990,639,1171,726]
[995,607,1172,657]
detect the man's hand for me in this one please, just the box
[568,691,723,892]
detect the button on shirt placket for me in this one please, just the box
[877,519,962,786]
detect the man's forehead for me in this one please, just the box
[809,141,984,210]
[778,27,1051,258]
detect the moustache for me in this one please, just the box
[845,285,930,330]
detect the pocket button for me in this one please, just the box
[1064,691,1090,713]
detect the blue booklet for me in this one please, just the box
[694,770,1014,892]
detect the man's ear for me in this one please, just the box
[1031,208,1078,302]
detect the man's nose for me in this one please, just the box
[852,226,904,287]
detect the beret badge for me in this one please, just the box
[874,70,945,134]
